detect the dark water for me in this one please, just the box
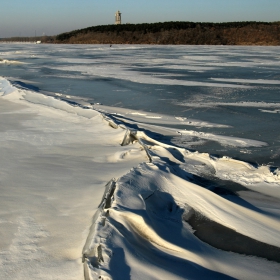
[1,44,280,166]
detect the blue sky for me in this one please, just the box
[1,0,279,37]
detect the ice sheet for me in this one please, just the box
[49,64,251,88]
[1,72,280,280]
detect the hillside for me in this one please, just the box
[54,21,280,45]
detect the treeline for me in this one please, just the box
[0,36,54,43]
[54,21,280,45]
[56,21,279,42]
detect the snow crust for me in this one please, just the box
[0,77,146,279]
[1,77,280,280]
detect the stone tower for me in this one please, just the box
[115,10,121,25]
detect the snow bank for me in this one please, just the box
[82,102,280,279]
[0,77,147,280]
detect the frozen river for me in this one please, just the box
[0,44,280,279]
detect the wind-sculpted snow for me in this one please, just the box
[0,77,147,279]
[0,58,24,65]
[83,161,280,279]
[1,77,280,280]
[79,97,280,278]
[0,78,17,95]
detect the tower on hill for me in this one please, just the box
[115,10,121,25]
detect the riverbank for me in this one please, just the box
[1,21,279,45]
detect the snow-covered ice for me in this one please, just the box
[1,77,279,280]
[0,78,146,279]
[0,44,280,280]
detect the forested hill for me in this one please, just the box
[55,21,280,45]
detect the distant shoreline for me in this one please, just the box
[1,21,280,45]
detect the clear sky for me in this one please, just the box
[1,0,279,38]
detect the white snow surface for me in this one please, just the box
[0,78,146,279]
[0,77,280,280]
